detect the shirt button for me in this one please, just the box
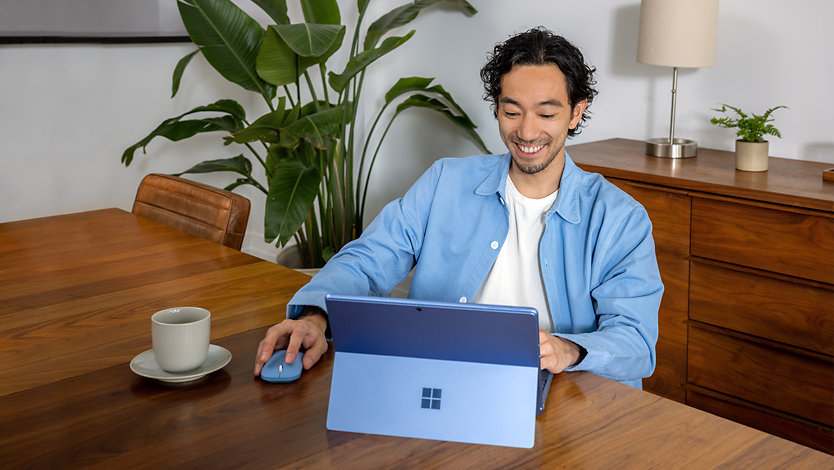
[490,241,499,249]
[459,297,467,303]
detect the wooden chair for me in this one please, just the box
[132,174,251,250]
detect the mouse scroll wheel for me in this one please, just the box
[278,364,283,373]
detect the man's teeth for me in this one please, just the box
[518,143,544,154]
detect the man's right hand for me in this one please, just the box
[253,310,328,376]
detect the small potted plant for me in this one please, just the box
[710,104,787,172]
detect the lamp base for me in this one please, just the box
[645,138,697,158]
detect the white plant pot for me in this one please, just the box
[735,140,769,172]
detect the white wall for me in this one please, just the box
[2,0,832,262]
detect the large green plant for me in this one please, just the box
[122,0,488,267]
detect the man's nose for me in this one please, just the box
[517,115,538,142]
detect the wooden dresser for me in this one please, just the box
[568,138,834,453]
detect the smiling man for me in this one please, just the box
[255,28,663,389]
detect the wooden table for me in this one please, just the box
[1,209,831,468]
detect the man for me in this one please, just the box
[255,28,663,389]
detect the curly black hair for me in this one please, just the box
[480,27,598,136]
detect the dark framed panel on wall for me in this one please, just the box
[0,0,190,44]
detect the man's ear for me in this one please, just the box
[569,100,588,129]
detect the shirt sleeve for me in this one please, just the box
[286,160,443,318]
[557,205,663,384]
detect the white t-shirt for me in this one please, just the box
[473,176,557,332]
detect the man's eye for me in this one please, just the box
[540,114,555,119]
[503,111,519,118]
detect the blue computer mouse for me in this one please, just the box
[261,350,304,383]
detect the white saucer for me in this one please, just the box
[130,344,232,383]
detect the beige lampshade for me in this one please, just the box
[637,0,719,68]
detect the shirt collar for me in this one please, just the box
[474,151,582,225]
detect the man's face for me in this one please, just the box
[496,64,585,177]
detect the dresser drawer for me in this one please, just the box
[609,179,690,402]
[691,197,834,284]
[687,386,834,454]
[688,324,833,426]
[690,261,834,355]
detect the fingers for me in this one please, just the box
[301,336,328,370]
[284,325,305,364]
[538,331,581,374]
[539,330,556,371]
[254,322,290,375]
[254,318,327,376]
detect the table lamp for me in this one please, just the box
[637,0,719,158]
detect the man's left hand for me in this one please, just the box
[539,330,581,373]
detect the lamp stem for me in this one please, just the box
[643,65,696,158]
[669,66,678,145]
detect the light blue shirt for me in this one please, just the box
[288,152,663,388]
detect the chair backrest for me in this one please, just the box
[132,174,251,250]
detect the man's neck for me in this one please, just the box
[508,154,565,199]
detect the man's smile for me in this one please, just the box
[514,141,547,156]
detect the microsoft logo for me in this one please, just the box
[421,387,442,410]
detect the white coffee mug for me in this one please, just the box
[151,307,211,373]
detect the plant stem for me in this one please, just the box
[360,111,399,223]
[356,100,392,209]
[283,86,296,108]
[304,71,319,111]
[244,142,268,172]
[319,65,330,104]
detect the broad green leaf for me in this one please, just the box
[171,49,198,98]
[299,100,335,116]
[265,160,321,244]
[396,94,489,153]
[419,0,477,15]
[295,140,323,170]
[329,31,415,93]
[257,25,345,86]
[384,76,435,103]
[300,0,340,25]
[357,0,371,15]
[251,0,289,24]
[276,128,300,149]
[195,116,242,133]
[283,106,344,149]
[363,4,413,50]
[265,143,293,175]
[225,177,256,191]
[275,23,345,57]
[364,0,477,49]
[256,26,298,86]
[173,155,253,177]
[299,25,345,68]
[424,84,475,126]
[178,0,275,99]
[186,99,247,121]
[226,97,289,143]
[122,100,246,165]
[122,116,239,166]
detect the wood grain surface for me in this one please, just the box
[1,326,830,469]
[1,209,831,468]
[0,209,311,396]
[570,139,834,453]
[605,178,690,403]
[691,196,834,284]
[690,259,834,355]
[568,138,834,212]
